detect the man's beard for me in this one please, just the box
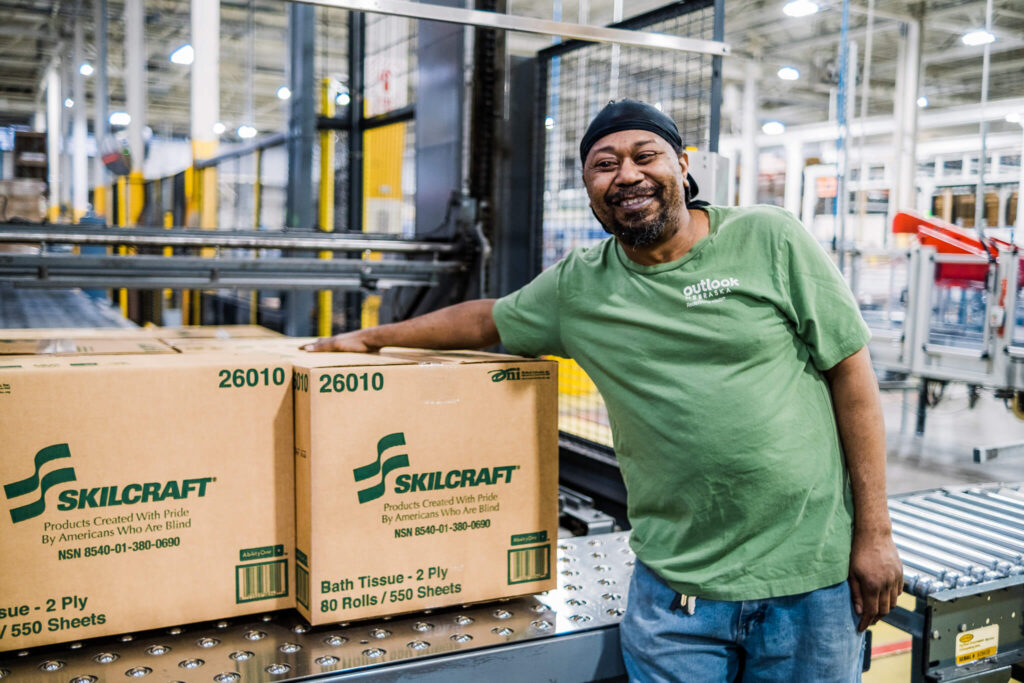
[596,183,680,247]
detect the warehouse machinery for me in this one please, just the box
[862,212,1024,452]
[885,483,1024,683]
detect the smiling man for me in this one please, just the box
[304,99,903,682]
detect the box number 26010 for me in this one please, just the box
[218,367,287,388]
[319,372,384,393]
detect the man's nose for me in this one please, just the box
[615,159,644,185]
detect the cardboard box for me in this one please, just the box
[155,325,283,340]
[0,353,294,650]
[0,328,150,340]
[165,337,317,355]
[293,348,558,625]
[0,337,176,356]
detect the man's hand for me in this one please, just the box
[849,528,903,632]
[301,331,377,353]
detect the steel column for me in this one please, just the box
[92,0,109,221]
[45,63,61,222]
[71,2,88,222]
[739,60,759,207]
[283,2,317,336]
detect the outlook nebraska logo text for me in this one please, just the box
[5,443,76,523]
[353,433,410,504]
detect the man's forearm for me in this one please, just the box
[825,347,890,533]
[306,299,500,352]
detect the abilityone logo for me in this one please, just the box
[353,432,519,504]
[5,443,215,524]
[4,443,76,523]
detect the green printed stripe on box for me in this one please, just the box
[239,544,285,562]
[511,531,548,546]
[296,548,309,567]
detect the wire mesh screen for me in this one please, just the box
[540,4,718,449]
[361,15,418,236]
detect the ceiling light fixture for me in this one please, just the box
[237,124,257,139]
[213,122,226,135]
[762,121,786,135]
[335,88,350,107]
[777,66,800,81]
[544,116,555,130]
[64,98,74,108]
[79,63,94,77]
[169,44,194,65]
[961,29,995,46]
[276,86,291,101]
[109,111,131,126]
[783,0,819,18]
[1006,112,1021,124]
[917,96,929,108]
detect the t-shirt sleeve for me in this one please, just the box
[775,213,871,371]
[492,260,568,358]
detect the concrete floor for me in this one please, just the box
[863,383,1024,682]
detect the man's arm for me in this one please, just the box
[824,346,903,633]
[301,299,499,352]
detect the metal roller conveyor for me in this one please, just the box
[885,483,1024,683]
[888,509,1024,565]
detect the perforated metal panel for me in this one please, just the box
[538,2,721,450]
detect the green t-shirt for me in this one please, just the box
[493,205,871,601]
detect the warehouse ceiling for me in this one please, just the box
[0,0,1021,143]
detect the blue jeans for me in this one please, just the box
[620,561,865,682]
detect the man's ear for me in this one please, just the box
[678,150,690,175]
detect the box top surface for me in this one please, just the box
[0,337,176,356]
[293,347,548,370]
[0,350,290,372]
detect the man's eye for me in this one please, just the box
[595,161,615,169]
[636,152,656,162]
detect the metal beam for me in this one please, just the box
[294,0,730,57]
[0,224,463,254]
[0,253,465,290]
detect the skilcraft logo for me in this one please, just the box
[352,432,520,504]
[5,443,77,523]
[353,433,411,504]
[488,367,552,383]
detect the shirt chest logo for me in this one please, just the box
[683,276,740,308]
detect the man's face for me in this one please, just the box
[582,130,688,248]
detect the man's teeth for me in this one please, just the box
[619,196,652,208]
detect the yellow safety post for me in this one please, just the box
[318,79,336,337]
[250,148,263,325]
[163,210,174,302]
[182,165,196,325]
[93,185,107,219]
[116,175,128,317]
[360,121,406,328]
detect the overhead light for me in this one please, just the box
[79,63,94,76]
[237,124,257,139]
[335,89,350,107]
[544,116,555,130]
[1006,112,1021,123]
[917,96,929,108]
[783,0,819,18]
[961,29,995,46]
[276,86,291,101]
[169,44,194,65]
[762,121,786,135]
[212,121,226,135]
[64,98,74,108]
[777,66,800,81]
[109,111,131,126]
